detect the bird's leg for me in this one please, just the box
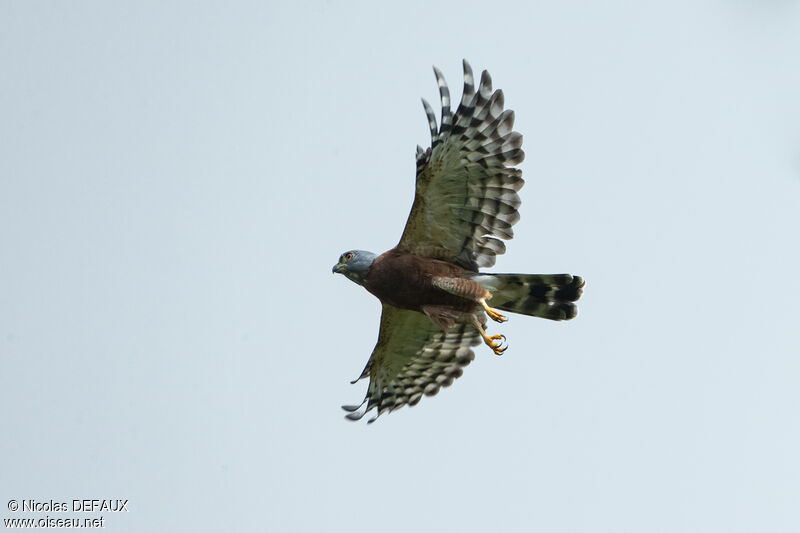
[431,277,508,323]
[479,297,508,323]
[472,317,507,356]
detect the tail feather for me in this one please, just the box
[473,273,585,321]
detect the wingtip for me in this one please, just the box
[432,65,447,88]
[479,70,493,94]
[345,411,365,421]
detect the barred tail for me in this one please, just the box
[472,273,585,321]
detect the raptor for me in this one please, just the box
[333,60,584,423]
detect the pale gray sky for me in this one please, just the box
[2,1,799,532]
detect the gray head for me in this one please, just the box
[332,249,377,286]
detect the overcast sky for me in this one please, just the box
[2,1,799,532]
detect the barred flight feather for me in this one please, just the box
[400,60,525,271]
[343,305,479,423]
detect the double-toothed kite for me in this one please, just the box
[333,60,585,423]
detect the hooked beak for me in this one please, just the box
[332,263,345,274]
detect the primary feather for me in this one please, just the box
[398,60,525,271]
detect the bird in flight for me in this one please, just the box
[333,60,585,423]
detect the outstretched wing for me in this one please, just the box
[397,60,525,272]
[343,304,480,423]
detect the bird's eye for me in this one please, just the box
[344,252,354,261]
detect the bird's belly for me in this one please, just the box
[365,264,474,312]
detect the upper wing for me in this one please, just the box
[397,60,525,272]
[342,304,480,423]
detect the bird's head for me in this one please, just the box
[332,250,377,286]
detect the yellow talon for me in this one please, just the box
[472,316,508,356]
[487,334,507,355]
[480,298,508,323]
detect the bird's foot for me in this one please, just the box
[482,333,507,356]
[480,298,508,323]
[472,316,508,356]
[487,334,507,355]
